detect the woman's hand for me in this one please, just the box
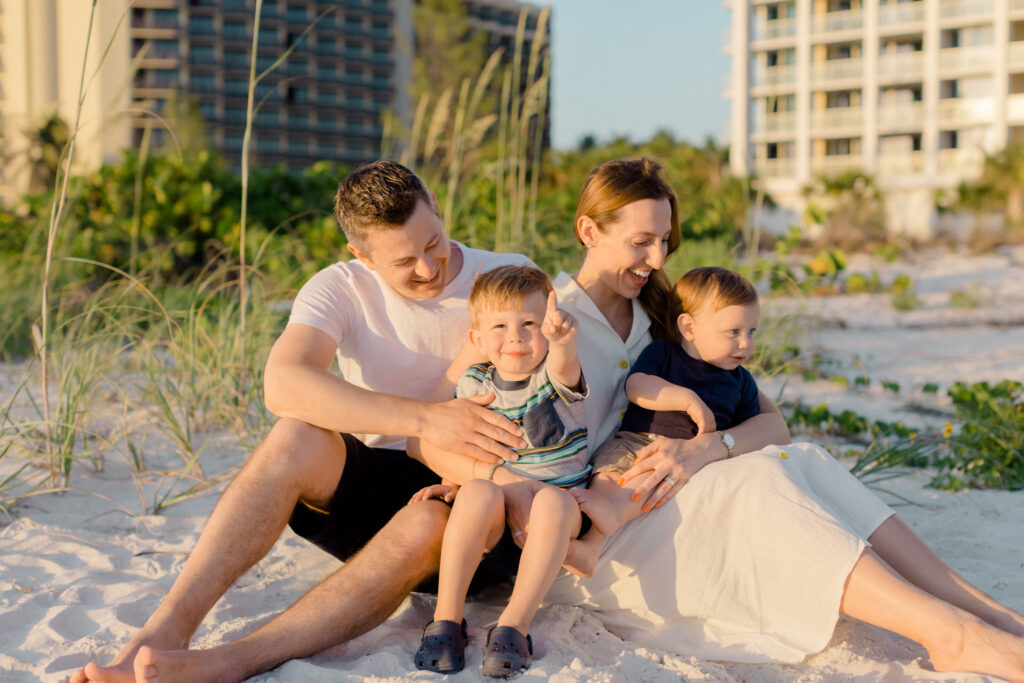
[618,432,724,510]
[409,483,459,504]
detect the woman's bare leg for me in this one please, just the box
[841,549,1024,682]
[868,515,1024,636]
[432,479,506,624]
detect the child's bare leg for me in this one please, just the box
[498,486,581,635]
[564,534,603,578]
[433,479,507,624]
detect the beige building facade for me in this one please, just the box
[727,0,1024,238]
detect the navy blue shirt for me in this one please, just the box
[619,339,760,439]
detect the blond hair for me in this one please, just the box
[469,265,553,327]
[675,267,758,316]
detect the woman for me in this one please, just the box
[539,158,1024,679]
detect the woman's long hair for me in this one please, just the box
[575,157,682,341]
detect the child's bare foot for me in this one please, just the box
[563,538,598,578]
[571,488,622,536]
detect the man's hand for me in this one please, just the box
[618,432,721,511]
[421,393,526,463]
[500,479,545,548]
[409,483,459,504]
[541,291,578,346]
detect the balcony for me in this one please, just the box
[939,45,994,73]
[878,52,924,81]
[879,2,925,28]
[753,17,796,42]
[755,158,797,179]
[811,58,863,83]
[811,107,862,131]
[937,148,984,176]
[1013,0,1024,12]
[878,103,923,131]
[755,111,797,135]
[1010,41,1024,67]
[938,97,994,124]
[812,154,863,176]
[753,64,796,88]
[877,152,924,176]
[812,9,863,34]
[1007,93,1024,123]
[940,0,994,20]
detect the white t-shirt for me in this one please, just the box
[553,272,651,452]
[288,242,531,449]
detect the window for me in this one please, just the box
[939,130,958,149]
[825,138,852,156]
[225,22,249,41]
[189,44,215,64]
[190,73,216,92]
[189,15,215,35]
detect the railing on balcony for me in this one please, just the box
[811,154,863,175]
[1010,42,1024,67]
[812,8,863,34]
[938,96,995,123]
[878,103,924,130]
[811,107,863,130]
[876,152,924,176]
[754,111,798,135]
[939,45,994,72]
[937,148,984,175]
[1009,93,1024,122]
[754,158,797,179]
[940,0,995,19]
[754,17,796,41]
[878,51,924,80]
[879,1,925,26]
[811,58,862,82]
[753,64,796,87]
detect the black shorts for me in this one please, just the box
[288,433,440,562]
[480,513,593,577]
[287,433,511,594]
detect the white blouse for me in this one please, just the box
[553,272,652,452]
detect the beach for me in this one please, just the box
[3,247,1023,682]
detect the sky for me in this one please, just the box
[546,0,732,150]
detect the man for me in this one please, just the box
[71,161,531,683]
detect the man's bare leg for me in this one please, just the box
[868,515,1024,636]
[841,549,1024,682]
[125,498,449,683]
[71,418,350,682]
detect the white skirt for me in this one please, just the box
[546,442,895,664]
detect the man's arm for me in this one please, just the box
[264,323,523,459]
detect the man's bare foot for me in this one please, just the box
[563,538,598,578]
[129,644,245,683]
[927,618,1024,682]
[69,625,187,683]
[571,488,621,536]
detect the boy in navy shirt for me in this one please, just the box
[572,267,761,560]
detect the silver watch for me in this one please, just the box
[720,431,736,458]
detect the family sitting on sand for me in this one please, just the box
[71,159,1024,683]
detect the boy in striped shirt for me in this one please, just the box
[411,265,608,677]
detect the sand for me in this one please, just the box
[2,247,1023,682]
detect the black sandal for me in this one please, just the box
[414,618,469,673]
[481,625,533,678]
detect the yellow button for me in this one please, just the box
[619,411,625,419]
[619,360,628,369]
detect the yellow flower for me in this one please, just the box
[909,431,917,440]
[779,451,789,460]
[943,422,953,438]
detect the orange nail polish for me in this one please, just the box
[617,478,625,486]
[643,504,651,512]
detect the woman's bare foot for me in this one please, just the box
[927,617,1024,682]
[571,488,621,536]
[563,538,599,578]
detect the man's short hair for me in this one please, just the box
[675,266,758,316]
[334,160,436,248]
[469,265,553,327]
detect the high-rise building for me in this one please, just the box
[0,0,548,202]
[726,0,1024,237]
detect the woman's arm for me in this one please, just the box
[619,389,790,509]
